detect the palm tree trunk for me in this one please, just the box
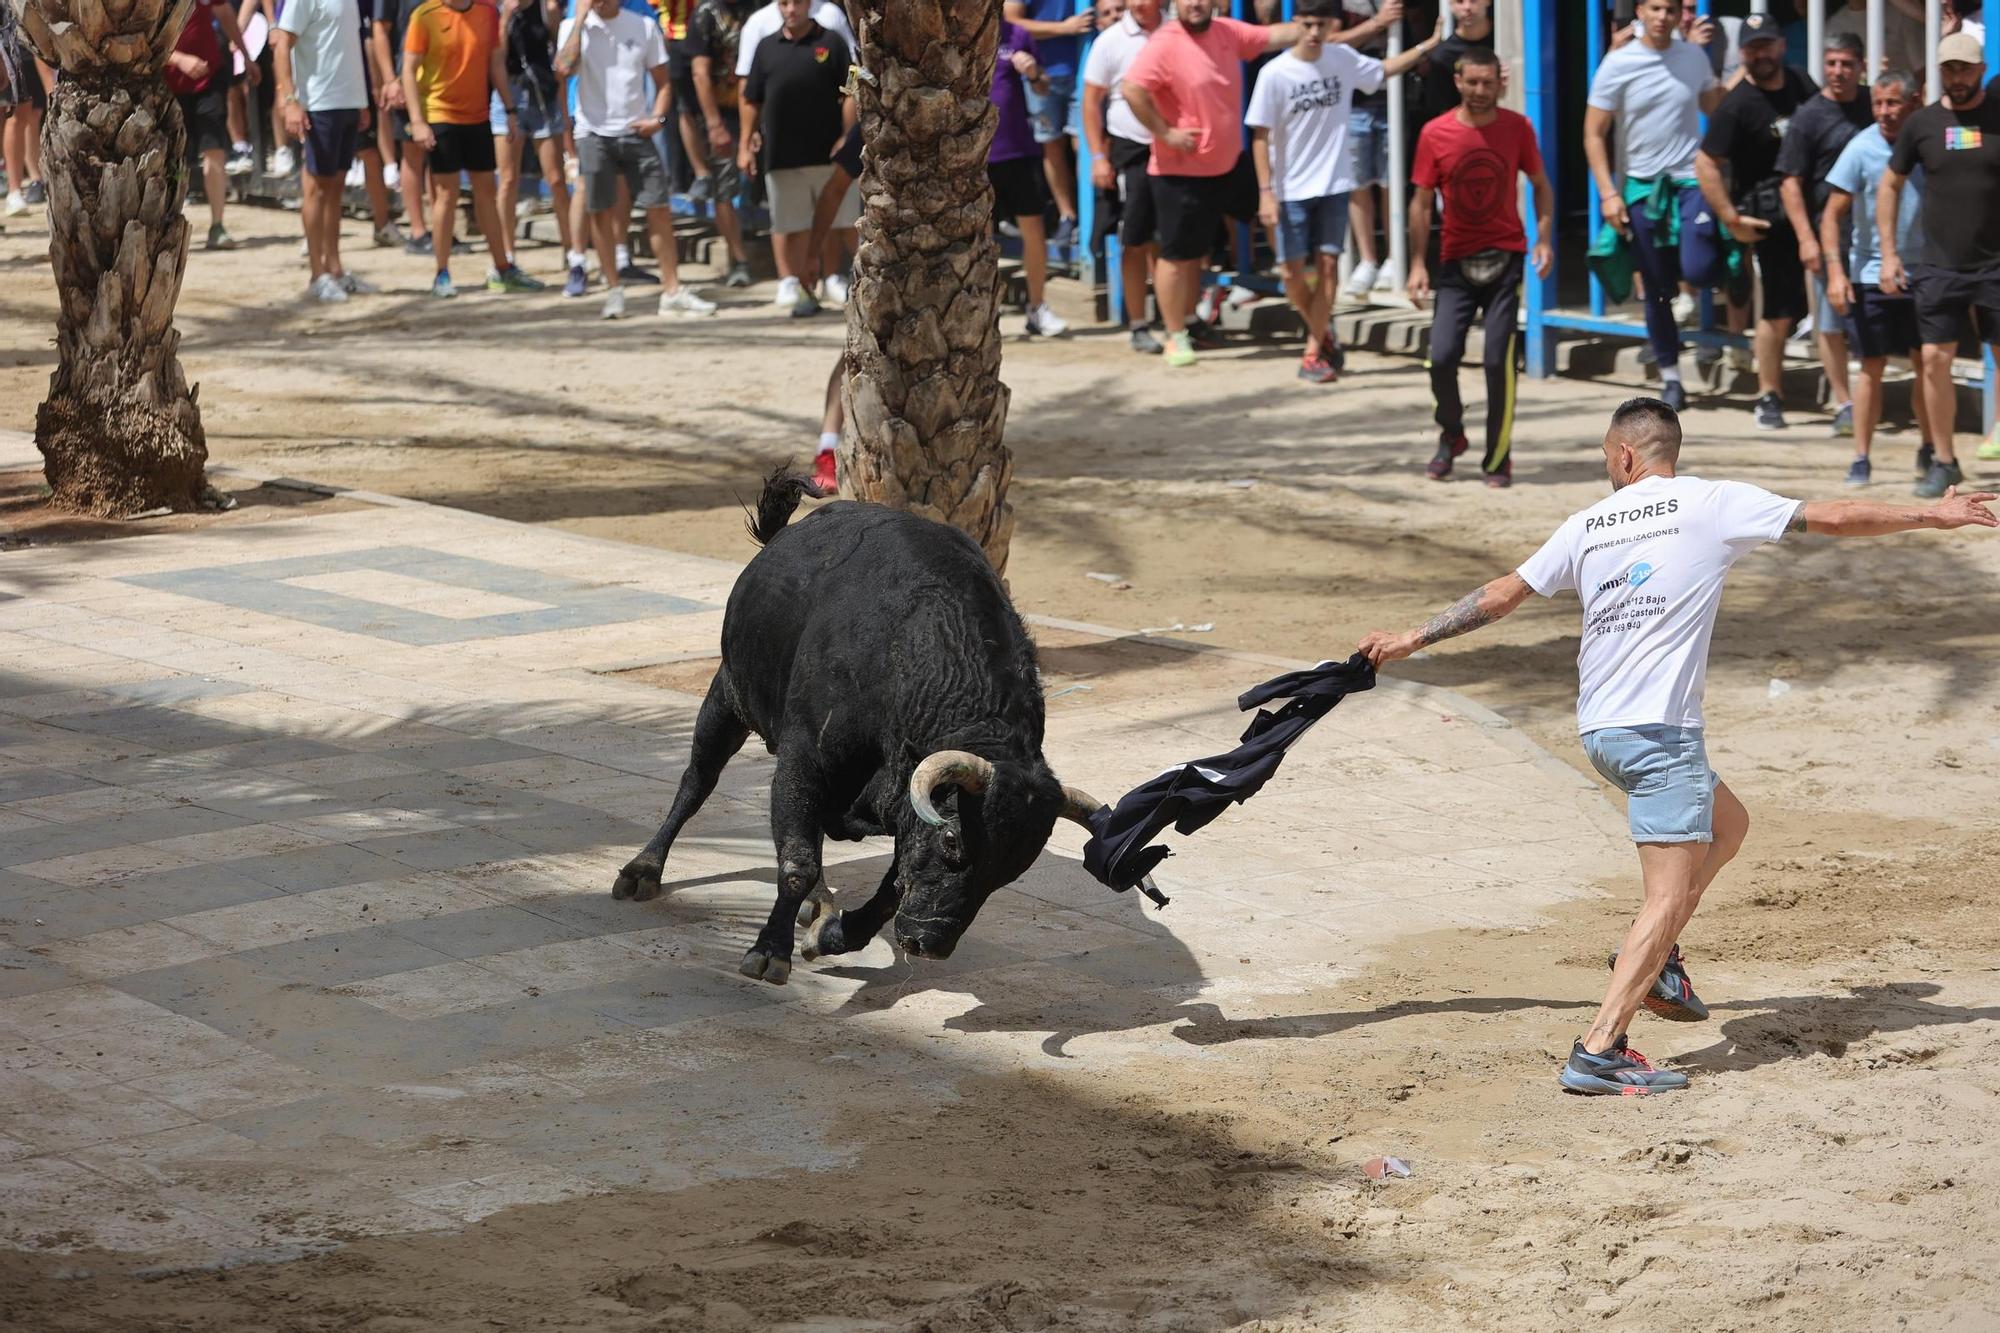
[18,0,210,516]
[841,0,1015,573]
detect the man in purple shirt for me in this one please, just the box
[991,19,1069,336]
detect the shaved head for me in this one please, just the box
[1603,397,1681,489]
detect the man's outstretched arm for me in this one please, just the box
[1359,572,1534,667]
[1794,488,2000,537]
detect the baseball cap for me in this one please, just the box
[1738,13,1782,46]
[1939,31,1984,65]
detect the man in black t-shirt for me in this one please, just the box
[1694,15,1815,431]
[1881,31,2000,498]
[371,0,433,252]
[740,0,853,312]
[1417,0,1492,124]
[1777,31,1871,439]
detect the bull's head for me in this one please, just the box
[892,750,1108,959]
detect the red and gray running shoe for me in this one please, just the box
[1609,943,1710,1022]
[1427,431,1469,481]
[1559,1036,1689,1096]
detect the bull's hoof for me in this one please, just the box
[611,859,663,902]
[799,897,842,963]
[738,948,792,986]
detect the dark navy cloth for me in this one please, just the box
[1082,654,1377,899]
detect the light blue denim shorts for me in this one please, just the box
[1581,724,1716,844]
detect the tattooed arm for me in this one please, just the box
[1358,573,1534,668]
[1793,489,2000,537]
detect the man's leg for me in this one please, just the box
[318,168,347,279]
[1427,273,1474,452]
[1755,316,1793,399]
[1819,323,1854,416]
[360,147,393,232]
[201,148,228,229]
[428,172,457,274]
[1019,213,1048,309]
[1347,184,1379,269]
[1156,258,1199,336]
[591,209,622,289]
[1853,356,1886,459]
[714,196,746,262]
[1922,341,1960,467]
[1478,275,1523,476]
[779,229,813,285]
[1121,241,1155,328]
[645,207,683,291]
[402,140,431,242]
[301,171,328,280]
[1277,257,1315,356]
[466,170,510,270]
[1627,200,1684,382]
[493,130,520,269]
[677,108,709,187]
[535,136,573,256]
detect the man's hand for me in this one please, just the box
[1161,126,1197,152]
[283,101,309,138]
[1826,269,1853,315]
[1687,14,1716,45]
[381,79,406,110]
[737,143,756,174]
[1256,189,1276,230]
[1880,252,1907,295]
[1091,155,1114,189]
[1376,0,1403,25]
[1358,629,1421,668]
[1601,193,1629,237]
[1060,9,1093,33]
[171,52,212,82]
[411,120,436,149]
[707,118,731,153]
[244,60,262,86]
[1406,261,1430,308]
[1010,49,1040,80]
[634,116,663,136]
[1724,213,1770,244]
[1797,233,1822,275]
[1928,487,2000,529]
[1531,241,1553,279]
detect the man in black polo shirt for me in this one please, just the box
[741,0,854,316]
[1694,15,1815,432]
[1880,31,2000,498]
[1777,31,1871,439]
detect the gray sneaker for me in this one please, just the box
[1915,458,1964,499]
[1754,392,1786,431]
[1559,1036,1689,1096]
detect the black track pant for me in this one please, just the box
[1427,252,1525,475]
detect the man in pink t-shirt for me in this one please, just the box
[1121,0,1295,365]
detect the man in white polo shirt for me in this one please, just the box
[1359,397,1996,1097]
[1084,0,1164,353]
[556,0,717,320]
[730,0,853,78]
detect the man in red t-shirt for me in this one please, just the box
[1119,0,1295,366]
[167,0,260,251]
[1406,45,1550,488]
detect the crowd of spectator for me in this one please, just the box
[4,0,2000,497]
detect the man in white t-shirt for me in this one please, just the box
[1083,0,1164,354]
[1359,397,1997,1097]
[1247,0,1436,383]
[275,0,371,303]
[731,0,853,78]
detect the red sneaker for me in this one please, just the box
[1426,432,1469,481]
[813,449,838,494]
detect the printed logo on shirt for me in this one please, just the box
[1447,145,1510,219]
[1627,561,1656,588]
[1582,496,1680,534]
[1285,74,1347,118]
[1946,126,1984,150]
[813,43,829,61]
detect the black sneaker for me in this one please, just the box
[1608,943,1709,1022]
[1915,458,1964,499]
[1659,379,1687,413]
[619,263,660,285]
[23,179,47,205]
[1558,1036,1689,1096]
[404,233,433,255]
[1916,441,1936,479]
[1754,392,1786,431]
[1129,326,1164,355]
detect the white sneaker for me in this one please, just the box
[345,160,365,188]
[308,273,349,303]
[659,286,717,317]
[373,222,406,248]
[774,275,802,308]
[1025,302,1068,337]
[271,145,298,176]
[1671,291,1697,327]
[224,150,254,176]
[1344,260,1381,300]
[821,272,850,305]
[4,191,26,217]
[601,286,627,320]
[1194,286,1223,325]
[384,162,401,191]
[338,271,378,295]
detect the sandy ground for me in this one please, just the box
[6,203,2000,1329]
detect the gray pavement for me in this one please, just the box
[0,452,1622,1264]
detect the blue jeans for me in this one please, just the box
[1626,182,1720,370]
[1581,724,1716,844]
[1276,193,1350,264]
[1348,104,1388,187]
[1025,73,1076,144]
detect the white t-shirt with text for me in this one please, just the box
[1245,45,1384,201]
[1515,475,1801,735]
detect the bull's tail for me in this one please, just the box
[744,465,824,546]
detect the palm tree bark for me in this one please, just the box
[841,0,1015,572]
[17,0,210,516]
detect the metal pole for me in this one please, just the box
[1988,10,2000,433]
[1927,0,1942,102]
[1807,0,1824,85]
[1523,0,1556,376]
[1867,0,1884,78]
[1586,0,1605,317]
[1386,19,1407,298]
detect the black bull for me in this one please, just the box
[612,473,1114,985]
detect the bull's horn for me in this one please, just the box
[908,751,996,826]
[1059,785,1107,826]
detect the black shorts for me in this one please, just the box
[1844,284,1921,361]
[1149,152,1257,263]
[427,120,496,174]
[1910,263,2000,347]
[1752,225,1809,323]
[177,86,231,161]
[303,107,361,177]
[1090,134,1156,254]
[987,155,1044,221]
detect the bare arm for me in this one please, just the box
[1820,189,1854,313]
[1358,573,1534,667]
[1583,106,1626,233]
[1250,125,1276,228]
[1332,0,1399,47]
[1083,79,1113,189]
[554,12,587,76]
[1404,185,1434,303]
[1877,167,1909,294]
[738,99,760,172]
[488,42,515,120]
[1780,175,1820,272]
[1794,491,2000,537]
[1123,81,1192,151]
[1379,23,1440,79]
[1528,166,1554,278]
[401,57,430,143]
[1696,148,1768,243]
[1002,0,1092,40]
[1699,75,1732,115]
